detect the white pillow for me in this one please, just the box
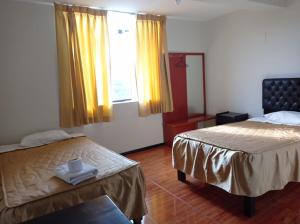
[20,130,71,147]
[264,111,300,125]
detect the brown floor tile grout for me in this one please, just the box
[148,177,219,224]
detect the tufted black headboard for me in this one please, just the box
[263,78,300,114]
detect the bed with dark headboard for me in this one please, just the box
[263,78,300,114]
[172,77,300,217]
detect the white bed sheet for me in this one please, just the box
[248,116,300,126]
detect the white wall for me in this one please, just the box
[206,3,300,117]
[166,19,210,53]
[0,1,60,145]
[0,1,209,153]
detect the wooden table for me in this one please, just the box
[163,114,215,146]
[23,195,132,224]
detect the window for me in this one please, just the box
[107,12,137,102]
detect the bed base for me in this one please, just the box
[177,169,186,182]
[133,218,142,224]
[177,170,256,217]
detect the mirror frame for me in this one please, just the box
[169,52,206,115]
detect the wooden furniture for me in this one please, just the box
[163,52,214,146]
[216,111,249,125]
[164,115,215,146]
[23,195,134,224]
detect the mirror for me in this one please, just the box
[164,52,206,123]
[163,52,209,146]
[186,55,205,116]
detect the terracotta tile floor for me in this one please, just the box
[126,145,300,224]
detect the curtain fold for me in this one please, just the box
[54,3,112,128]
[136,15,173,116]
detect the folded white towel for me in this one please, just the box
[55,162,98,185]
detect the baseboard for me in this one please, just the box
[121,143,165,156]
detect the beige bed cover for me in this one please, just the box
[0,137,147,223]
[173,121,300,197]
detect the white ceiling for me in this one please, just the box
[19,0,295,21]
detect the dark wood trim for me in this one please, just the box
[244,196,256,217]
[168,52,206,115]
[23,195,133,224]
[177,170,186,182]
[121,143,164,156]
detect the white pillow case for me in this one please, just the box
[264,111,300,125]
[20,130,71,147]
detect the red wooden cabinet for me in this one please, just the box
[163,121,197,147]
[163,115,215,147]
[163,53,214,147]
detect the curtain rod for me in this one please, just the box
[16,0,163,16]
[55,1,139,15]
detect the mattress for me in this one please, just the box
[0,137,147,224]
[172,121,300,197]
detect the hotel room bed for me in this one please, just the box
[172,78,300,216]
[0,136,147,224]
[173,120,300,196]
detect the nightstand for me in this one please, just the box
[216,111,248,125]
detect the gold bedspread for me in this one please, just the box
[0,137,147,223]
[172,121,300,197]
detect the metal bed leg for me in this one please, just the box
[177,170,186,182]
[132,218,142,224]
[244,196,256,217]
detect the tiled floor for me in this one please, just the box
[126,145,300,224]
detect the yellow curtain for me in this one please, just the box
[54,3,112,128]
[136,15,173,116]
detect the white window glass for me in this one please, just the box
[107,12,137,102]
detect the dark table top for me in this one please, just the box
[217,112,248,118]
[23,195,131,224]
